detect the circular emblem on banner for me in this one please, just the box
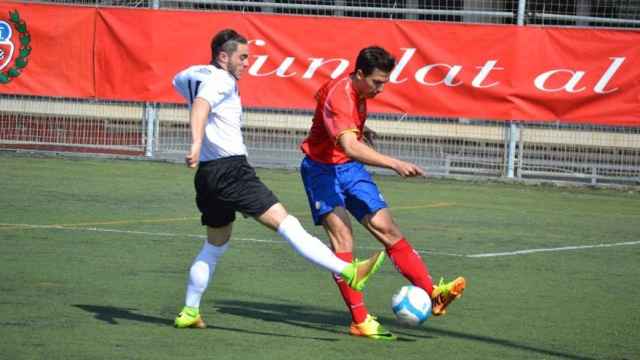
[0,10,31,84]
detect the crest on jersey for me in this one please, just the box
[0,10,31,84]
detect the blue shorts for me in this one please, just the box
[300,156,388,225]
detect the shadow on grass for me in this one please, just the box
[74,302,597,358]
[72,304,338,342]
[213,299,418,343]
[215,300,598,360]
[394,326,599,360]
[73,304,172,326]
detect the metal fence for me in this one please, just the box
[1,0,639,185]
[27,0,640,27]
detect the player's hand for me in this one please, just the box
[185,143,201,168]
[392,159,426,178]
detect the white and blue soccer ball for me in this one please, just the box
[391,285,432,326]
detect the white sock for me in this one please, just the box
[184,241,229,308]
[277,215,348,274]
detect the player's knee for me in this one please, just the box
[370,218,403,239]
[258,202,289,230]
[265,202,288,217]
[332,226,355,247]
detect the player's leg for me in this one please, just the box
[342,161,465,316]
[256,202,347,274]
[321,207,368,323]
[254,202,383,290]
[175,160,233,329]
[361,206,466,316]
[299,156,355,264]
[219,157,383,288]
[361,209,434,293]
[175,225,232,329]
[321,208,394,340]
[301,159,393,340]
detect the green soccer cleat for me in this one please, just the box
[349,314,397,340]
[174,306,206,329]
[431,276,466,316]
[340,251,386,292]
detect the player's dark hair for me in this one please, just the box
[210,29,248,64]
[355,46,396,76]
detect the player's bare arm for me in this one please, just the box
[338,131,425,177]
[186,97,210,168]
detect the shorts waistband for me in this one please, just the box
[303,156,359,170]
[199,155,247,167]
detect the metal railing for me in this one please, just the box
[2,0,639,185]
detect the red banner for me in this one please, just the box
[0,3,639,125]
[0,2,95,98]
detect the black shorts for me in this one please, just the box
[194,155,279,228]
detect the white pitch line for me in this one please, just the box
[467,241,640,258]
[3,223,467,257]
[4,223,640,258]
[5,224,288,244]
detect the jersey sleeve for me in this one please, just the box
[172,68,192,103]
[322,84,359,142]
[172,67,233,108]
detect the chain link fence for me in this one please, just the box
[27,0,640,27]
[1,0,639,185]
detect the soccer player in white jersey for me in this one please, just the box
[171,29,386,329]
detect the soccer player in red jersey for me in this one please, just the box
[300,46,466,340]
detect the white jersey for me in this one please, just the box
[173,64,247,161]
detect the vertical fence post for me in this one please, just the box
[144,103,157,158]
[406,0,419,20]
[517,127,525,179]
[506,122,519,177]
[505,0,528,178]
[144,0,160,158]
[517,0,526,26]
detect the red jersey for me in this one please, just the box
[301,74,367,164]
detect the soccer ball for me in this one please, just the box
[391,285,432,326]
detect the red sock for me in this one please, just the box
[386,238,434,296]
[332,252,369,324]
